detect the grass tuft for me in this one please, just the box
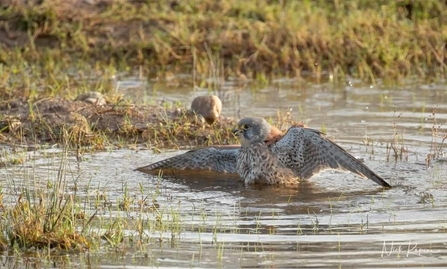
[0,0,446,80]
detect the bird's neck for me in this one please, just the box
[264,126,284,146]
[240,142,267,152]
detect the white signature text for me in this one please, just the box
[381,240,440,257]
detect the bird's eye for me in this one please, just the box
[242,124,249,130]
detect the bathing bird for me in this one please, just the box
[137,117,391,187]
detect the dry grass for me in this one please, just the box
[0,0,446,80]
[1,0,445,149]
[0,134,183,252]
[0,97,239,149]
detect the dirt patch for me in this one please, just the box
[0,97,238,149]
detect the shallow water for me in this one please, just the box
[1,75,447,268]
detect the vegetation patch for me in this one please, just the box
[0,0,446,263]
[0,97,239,149]
[0,0,446,80]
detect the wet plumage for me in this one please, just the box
[139,146,238,173]
[137,117,391,188]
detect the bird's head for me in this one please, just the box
[232,117,272,145]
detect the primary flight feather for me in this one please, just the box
[137,117,391,188]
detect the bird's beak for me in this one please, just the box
[232,126,242,136]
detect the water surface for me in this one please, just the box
[1,75,447,268]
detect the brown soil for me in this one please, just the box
[0,98,238,149]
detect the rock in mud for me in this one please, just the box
[190,95,222,124]
[75,91,106,106]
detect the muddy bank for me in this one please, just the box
[0,97,238,149]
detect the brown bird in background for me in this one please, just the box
[137,117,391,188]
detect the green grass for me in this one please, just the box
[0,133,187,253]
[0,0,446,82]
[1,0,446,150]
[0,1,446,263]
[1,144,91,251]
[0,94,240,149]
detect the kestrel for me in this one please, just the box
[137,117,391,187]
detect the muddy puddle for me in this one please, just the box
[1,75,447,268]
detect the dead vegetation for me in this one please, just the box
[0,98,239,148]
[0,0,446,80]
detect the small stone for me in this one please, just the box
[75,91,106,106]
[190,95,222,124]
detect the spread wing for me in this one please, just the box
[271,126,391,187]
[136,146,239,174]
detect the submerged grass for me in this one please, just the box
[0,126,443,266]
[0,127,186,253]
[0,1,446,265]
[0,124,259,257]
[1,136,89,251]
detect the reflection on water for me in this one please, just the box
[1,75,447,268]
